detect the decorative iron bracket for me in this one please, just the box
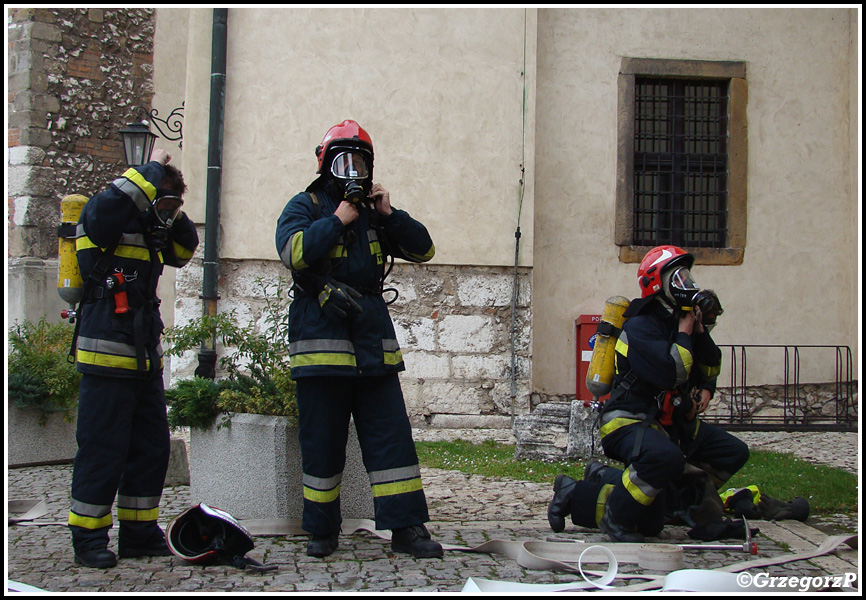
[134,102,184,148]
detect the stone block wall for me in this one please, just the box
[8,8,155,324]
[515,382,857,462]
[171,257,533,429]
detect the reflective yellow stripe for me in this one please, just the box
[596,484,615,526]
[76,236,98,251]
[701,363,721,379]
[114,244,160,262]
[599,417,653,438]
[383,350,403,366]
[68,511,113,530]
[290,353,357,368]
[615,337,628,357]
[673,343,693,381]
[172,240,195,261]
[401,243,436,263]
[720,485,761,506]
[371,477,423,498]
[117,507,160,522]
[622,467,655,506]
[122,168,157,201]
[290,232,307,270]
[304,484,341,504]
[327,244,347,259]
[76,349,160,371]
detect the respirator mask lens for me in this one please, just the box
[330,151,370,180]
[152,194,183,227]
[667,267,699,310]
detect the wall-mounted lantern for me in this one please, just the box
[119,120,158,167]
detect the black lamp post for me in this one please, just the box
[119,120,158,167]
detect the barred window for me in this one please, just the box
[633,78,728,248]
[616,59,747,265]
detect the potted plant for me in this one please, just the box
[163,277,373,520]
[7,317,80,467]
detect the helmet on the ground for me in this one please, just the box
[315,120,374,181]
[166,503,254,565]
[637,245,698,310]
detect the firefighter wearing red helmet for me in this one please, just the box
[547,245,749,543]
[275,120,441,559]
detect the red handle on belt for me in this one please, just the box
[106,273,130,314]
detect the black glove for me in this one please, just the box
[758,495,810,521]
[318,279,363,322]
[148,224,169,251]
[725,488,761,519]
[688,517,759,541]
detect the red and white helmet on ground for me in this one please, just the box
[166,503,255,566]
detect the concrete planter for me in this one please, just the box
[8,405,78,468]
[189,413,373,520]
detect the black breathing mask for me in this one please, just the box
[343,179,368,204]
[148,193,183,250]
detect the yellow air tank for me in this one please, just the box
[57,194,88,309]
[585,296,630,400]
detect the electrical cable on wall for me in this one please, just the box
[509,8,528,426]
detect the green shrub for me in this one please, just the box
[163,276,297,429]
[8,318,80,424]
[165,376,223,430]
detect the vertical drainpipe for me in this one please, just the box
[195,8,228,379]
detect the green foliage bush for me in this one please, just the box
[8,317,80,424]
[163,276,297,430]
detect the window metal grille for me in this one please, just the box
[633,78,728,248]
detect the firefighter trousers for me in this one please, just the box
[600,418,748,531]
[68,373,170,549]
[296,375,430,535]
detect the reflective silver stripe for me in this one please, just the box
[75,223,87,238]
[367,230,379,242]
[117,495,161,510]
[113,177,153,213]
[77,337,164,359]
[303,473,342,491]
[599,409,652,427]
[368,465,420,485]
[119,232,148,248]
[70,499,112,518]
[623,465,662,505]
[670,343,691,385]
[382,338,400,352]
[290,339,356,354]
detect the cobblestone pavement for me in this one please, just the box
[6,429,860,593]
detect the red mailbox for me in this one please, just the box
[575,315,601,402]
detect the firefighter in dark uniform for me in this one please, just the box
[275,120,442,559]
[68,149,199,568]
[547,246,749,542]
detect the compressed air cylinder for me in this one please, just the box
[57,194,88,306]
[585,295,630,399]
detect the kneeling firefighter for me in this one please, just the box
[275,120,442,559]
[548,245,749,543]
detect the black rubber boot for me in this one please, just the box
[548,474,578,533]
[71,525,117,569]
[599,507,645,543]
[118,521,172,558]
[75,548,118,569]
[391,525,443,558]
[306,533,340,558]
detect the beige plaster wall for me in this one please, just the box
[178,7,535,268]
[158,7,858,401]
[533,7,858,394]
